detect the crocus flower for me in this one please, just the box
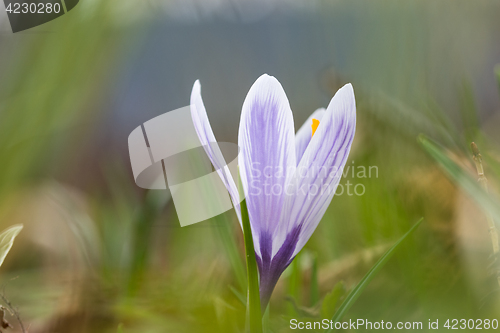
[190,74,356,308]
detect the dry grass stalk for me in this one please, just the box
[471,142,500,287]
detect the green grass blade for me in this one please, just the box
[0,224,23,268]
[325,218,423,332]
[127,191,167,296]
[262,306,270,333]
[418,135,500,222]
[239,170,262,333]
[215,213,247,292]
[229,285,246,306]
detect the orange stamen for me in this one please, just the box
[311,118,320,137]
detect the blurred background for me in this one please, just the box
[0,0,499,332]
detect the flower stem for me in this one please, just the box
[239,170,262,333]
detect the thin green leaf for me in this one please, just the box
[0,224,23,268]
[229,285,246,306]
[262,306,270,333]
[325,218,422,332]
[419,135,500,223]
[215,213,247,292]
[239,170,262,333]
[127,190,167,296]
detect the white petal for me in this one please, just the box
[295,108,326,165]
[190,80,241,222]
[275,83,356,257]
[238,74,296,257]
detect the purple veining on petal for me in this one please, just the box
[190,77,356,311]
[255,84,355,309]
[258,224,302,310]
[238,74,296,256]
[257,231,272,277]
[274,83,356,258]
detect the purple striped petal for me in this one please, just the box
[238,74,296,258]
[295,108,325,165]
[277,83,356,258]
[257,84,355,308]
[258,223,302,309]
[190,80,241,221]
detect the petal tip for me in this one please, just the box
[340,83,354,94]
[248,75,287,104]
[324,82,357,124]
[192,79,201,93]
[334,83,356,107]
[190,80,204,115]
[254,73,281,87]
